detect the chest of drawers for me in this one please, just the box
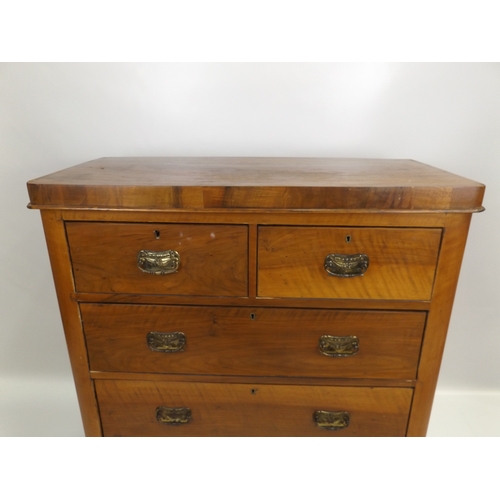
[27,157,484,436]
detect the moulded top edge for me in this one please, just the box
[26,157,485,211]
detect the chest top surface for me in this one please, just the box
[27,157,485,211]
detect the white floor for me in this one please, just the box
[1,377,499,437]
[0,377,85,437]
[427,390,500,437]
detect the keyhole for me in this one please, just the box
[345,235,351,243]
[250,313,256,320]
[154,230,160,239]
[251,388,258,395]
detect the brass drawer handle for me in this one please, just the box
[313,410,350,431]
[324,253,369,277]
[319,335,359,357]
[147,331,186,353]
[156,406,192,425]
[137,249,180,275]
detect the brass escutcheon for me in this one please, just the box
[156,406,192,425]
[147,331,186,353]
[137,249,180,275]
[313,410,350,430]
[324,253,369,277]
[319,335,359,357]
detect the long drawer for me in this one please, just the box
[66,222,248,296]
[95,380,413,437]
[258,226,442,300]
[82,304,425,379]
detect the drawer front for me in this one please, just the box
[96,380,413,436]
[83,304,425,379]
[258,226,441,300]
[66,223,248,296]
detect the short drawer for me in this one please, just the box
[258,226,441,300]
[66,223,248,296]
[95,380,413,436]
[83,304,425,379]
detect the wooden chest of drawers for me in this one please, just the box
[27,157,484,436]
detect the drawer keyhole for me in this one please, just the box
[250,313,256,320]
[154,230,161,239]
[251,388,258,395]
[345,235,351,243]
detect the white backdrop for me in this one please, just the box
[1,62,499,436]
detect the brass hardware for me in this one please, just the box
[137,249,179,275]
[147,331,186,352]
[313,410,350,430]
[324,253,369,277]
[319,335,359,357]
[156,406,192,425]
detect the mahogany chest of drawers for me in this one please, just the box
[27,157,484,436]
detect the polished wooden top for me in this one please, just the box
[27,157,485,211]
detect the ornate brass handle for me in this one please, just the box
[147,331,186,353]
[324,253,369,277]
[319,335,359,357]
[313,410,350,430]
[156,406,192,425]
[137,249,180,275]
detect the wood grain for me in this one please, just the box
[258,226,442,300]
[73,292,431,310]
[28,158,484,437]
[82,305,426,379]
[95,380,413,437]
[90,371,416,387]
[40,211,102,436]
[407,213,473,436]
[59,209,451,228]
[27,157,485,211]
[66,222,248,296]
